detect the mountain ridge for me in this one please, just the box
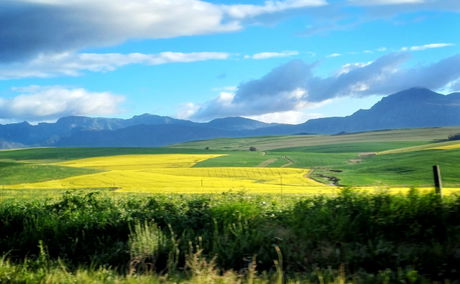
[1,88,460,148]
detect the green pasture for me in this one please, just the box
[169,126,460,151]
[0,147,213,162]
[1,190,460,282]
[332,149,460,187]
[0,127,460,198]
[0,161,97,185]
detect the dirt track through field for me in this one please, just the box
[257,158,277,167]
[281,156,294,168]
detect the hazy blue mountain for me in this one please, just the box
[56,124,239,147]
[207,117,277,130]
[1,88,460,148]
[295,88,460,134]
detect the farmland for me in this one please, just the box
[1,127,460,282]
[6,154,335,194]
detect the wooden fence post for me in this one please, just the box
[433,165,442,195]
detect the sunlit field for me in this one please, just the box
[6,153,459,195]
[7,154,337,194]
[431,142,460,150]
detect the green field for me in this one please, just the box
[169,126,460,151]
[1,190,460,283]
[0,147,214,190]
[1,127,460,191]
[2,127,460,282]
[198,143,460,187]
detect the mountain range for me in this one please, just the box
[1,87,460,148]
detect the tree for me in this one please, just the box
[249,146,257,152]
[448,133,460,141]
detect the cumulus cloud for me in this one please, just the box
[0,0,326,63]
[189,60,314,120]
[245,51,300,60]
[0,86,124,121]
[245,110,324,124]
[0,51,230,79]
[187,53,460,120]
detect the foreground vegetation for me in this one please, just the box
[1,128,460,282]
[1,190,459,283]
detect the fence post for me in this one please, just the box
[432,165,442,195]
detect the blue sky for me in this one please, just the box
[0,0,459,124]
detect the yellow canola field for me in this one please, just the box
[58,154,219,170]
[9,154,458,195]
[430,143,460,150]
[353,186,460,196]
[9,154,337,194]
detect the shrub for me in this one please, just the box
[448,133,460,141]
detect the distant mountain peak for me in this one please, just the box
[388,87,439,99]
[209,117,258,123]
[207,116,275,130]
[1,87,460,148]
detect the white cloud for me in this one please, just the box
[212,86,238,92]
[246,51,300,60]
[336,62,372,76]
[327,43,453,62]
[401,43,455,51]
[327,53,342,58]
[245,110,323,124]
[349,0,425,5]
[223,0,326,19]
[177,102,201,120]
[185,53,460,121]
[0,52,230,79]
[0,0,327,63]
[0,86,124,121]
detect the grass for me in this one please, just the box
[271,141,428,153]
[169,126,460,151]
[0,147,215,162]
[2,129,460,191]
[379,139,460,154]
[0,160,97,185]
[1,190,459,282]
[331,148,460,187]
[194,151,270,167]
[194,151,356,169]
[2,127,460,282]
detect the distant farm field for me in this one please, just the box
[6,154,337,194]
[1,127,460,199]
[2,128,460,282]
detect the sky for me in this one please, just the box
[0,0,459,124]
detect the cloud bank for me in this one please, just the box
[188,53,460,121]
[0,0,326,63]
[1,0,458,64]
[0,86,124,121]
[0,52,230,79]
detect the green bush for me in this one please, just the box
[448,133,460,141]
[1,190,459,281]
